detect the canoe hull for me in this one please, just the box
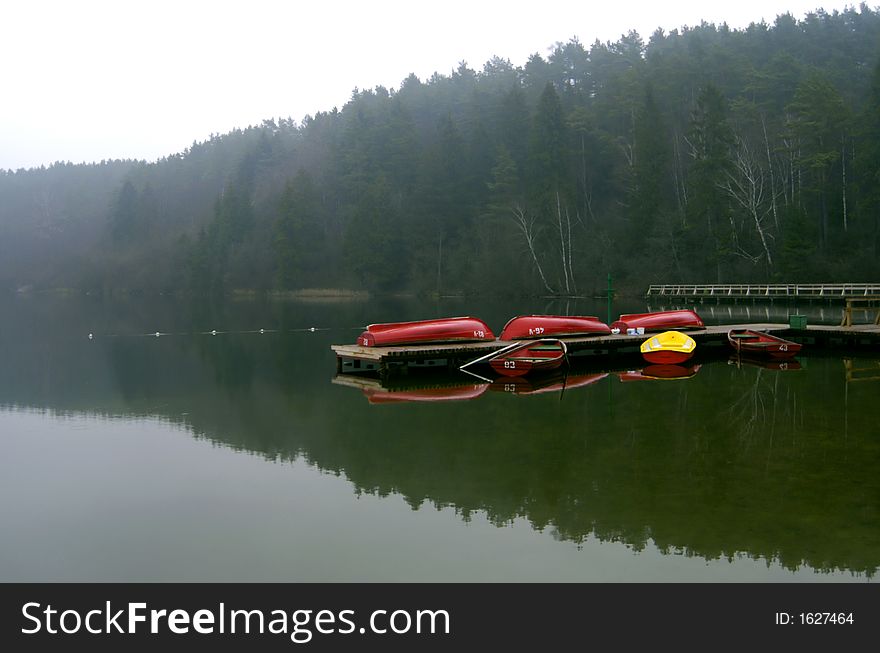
[358,316,495,347]
[488,339,567,377]
[728,329,801,358]
[499,315,611,340]
[612,309,704,332]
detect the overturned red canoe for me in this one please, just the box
[488,339,568,377]
[499,315,611,340]
[728,329,801,358]
[611,309,704,333]
[357,316,495,347]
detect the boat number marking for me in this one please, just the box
[504,360,516,369]
[362,337,370,346]
[779,344,788,351]
[473,330,485,338]
[504,384,516,392]
[528,327,545,336]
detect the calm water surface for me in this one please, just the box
[0,295,877,581]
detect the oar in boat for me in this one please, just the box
[458,341,523,383]
[459,341,523,371]
[556,342,571,401]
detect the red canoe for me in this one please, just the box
[499,315,611,340]
[357,316,495,347]
[611,309,704,333]
[488,339,568,377]
[728,329,801,358]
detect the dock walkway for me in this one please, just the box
[647,283,880,301]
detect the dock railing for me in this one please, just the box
[647,283,880,300]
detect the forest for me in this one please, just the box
[1,5,879,296]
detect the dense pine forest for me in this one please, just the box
[2,6,880,296]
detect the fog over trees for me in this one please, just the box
[2,6,879,296]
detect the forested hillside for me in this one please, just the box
[2,6,879,296]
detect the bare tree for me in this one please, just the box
[511,205,555,294]
[841,134,848,232]
[760,116,780,229]
[554,192,577,295]
[672,127,689,228]
[719,137,779,268]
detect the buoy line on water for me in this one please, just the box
[85,326,361,339]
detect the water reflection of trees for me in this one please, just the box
[134,350,880,578]
[725,365,803,453]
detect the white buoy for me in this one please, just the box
[309,327,316,332]
[211,330,217,336]
[260,329,264,334]
[88,333,93,340]
[155,332,161,337]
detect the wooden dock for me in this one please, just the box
[331,323,880,377]
[647,283,880,301]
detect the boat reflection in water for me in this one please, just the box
[335,359,711,403]
[490,370,608,396]
[332,373,489,404]
[617,363,702,382]
[333,367,612,403]
[728,355,802,371]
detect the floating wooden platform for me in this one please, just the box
[331,323,880,377]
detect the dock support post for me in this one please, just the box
[840,299,853,327]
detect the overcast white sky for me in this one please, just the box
[0,0,862,170]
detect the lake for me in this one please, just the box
[0,294,877,581]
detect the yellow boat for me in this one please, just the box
[639,330,696,364]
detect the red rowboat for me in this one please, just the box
[488,339,568,377]
[499,315,611,340]
[357,316,495,347]
[727,329,801,358]
[611,309,704,333]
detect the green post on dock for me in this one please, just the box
[606,273,614,416]
[607,273,613,326]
